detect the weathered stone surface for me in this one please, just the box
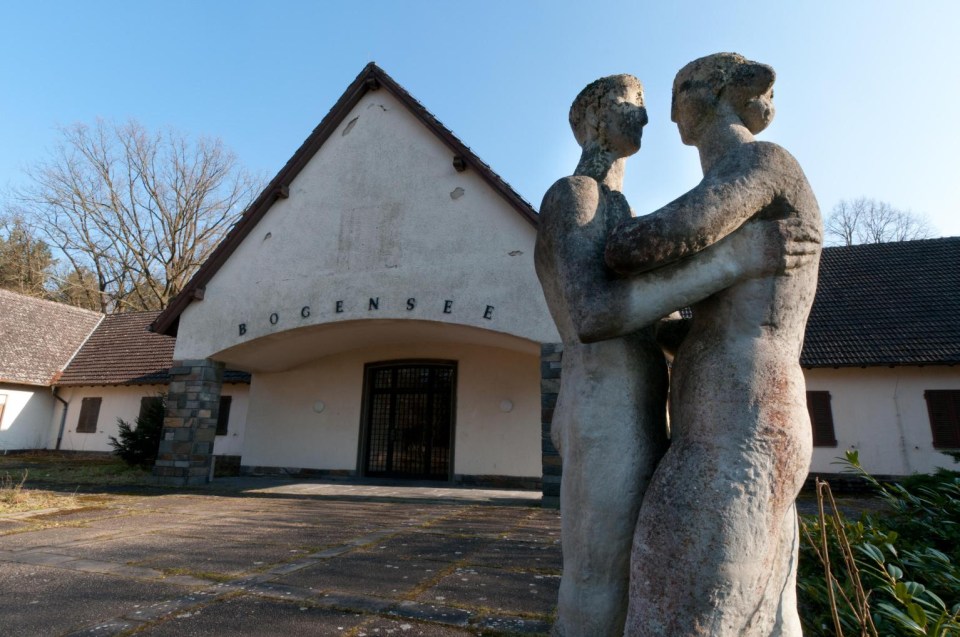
[535,74,668,637]
[153,358,224,486]
[601,53,821,636]
[536,56,820,636]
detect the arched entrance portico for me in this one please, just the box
[175,319,544,486]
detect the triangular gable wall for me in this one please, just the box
[154,63,539,337]
[165,64,557,365]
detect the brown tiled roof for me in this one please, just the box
[152,62,538,336]
[0,289,102,386]
[801,237,960,367]
[58,311,250,386]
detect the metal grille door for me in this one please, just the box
[363,363,455,480]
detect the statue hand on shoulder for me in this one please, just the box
[731,216,820,279]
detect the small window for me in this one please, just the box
[925,390,960,449]
[138,396,164,422]
[216,396,232,436]
[76,397,102,434]
[806,391,837,447]
[0,394,7,425]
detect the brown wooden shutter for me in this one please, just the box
[216,396,232,436]
[925,390,960,449]
[138,396,163,422]
[806,391,837,447]
[76,397,102,433]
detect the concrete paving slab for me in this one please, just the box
[132,539,314,578]
[80,512,188,532]
[135,594,369,636]
[41,533,196,563]
[173,520,380,550]
[417,566,560,617]
[360,531,492,563]
[276,553,444,599]
[355,614,480,636]
[62,557,168,580]
[0,479,558,636]
[0,562,197,636]
[470,540,562,572]
[503,512,561,545]
[387,600,476,627]
[3,550,81,567]
[0,525,118,552]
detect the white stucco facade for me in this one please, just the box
[166,84,557,482]
[240,339,540,478]
[0,383,55,451]
[54,384,249,455]
[174,88,557,368]
[806,366,960,475]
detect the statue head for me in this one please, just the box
[569,74,648,158]
[671,53,775,146]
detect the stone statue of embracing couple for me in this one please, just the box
[535,52,822,636]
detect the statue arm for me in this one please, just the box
[537,177,802,344]
[605,151,775,275]
[579,226,771,343]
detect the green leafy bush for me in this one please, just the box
[798,451,960,636]
[108,395,166,468]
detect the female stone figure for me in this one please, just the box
[534,72,817,637]
[604,53,822,636]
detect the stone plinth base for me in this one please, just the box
[152,359,224,485]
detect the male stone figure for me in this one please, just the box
[605,53,822,636]
[535,73,817,636]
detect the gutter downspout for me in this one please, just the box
[52,387,69,451]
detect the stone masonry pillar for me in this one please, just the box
[540,343,562,509]
[153,359,225,486]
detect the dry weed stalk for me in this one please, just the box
[800,478,879,637]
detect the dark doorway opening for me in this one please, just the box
[361,361,456,480]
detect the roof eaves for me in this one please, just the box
[0,377,51,388]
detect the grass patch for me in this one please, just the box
[0,452,152,487]
[0,470,79,514]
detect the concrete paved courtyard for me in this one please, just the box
[0,479,559,636]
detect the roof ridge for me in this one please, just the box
[822,235,960,253]
[0,288,103,319]
[51,313,104,384]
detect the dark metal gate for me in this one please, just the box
[362,362,455,480]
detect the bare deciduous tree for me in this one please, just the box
[9,119,261,312]
[824,197,934,246]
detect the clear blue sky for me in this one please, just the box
[2,0,958,237]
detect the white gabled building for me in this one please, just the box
[0,289,102,451]
[801,238,960,476]
[1,64,958,492]
[149,63,557,486]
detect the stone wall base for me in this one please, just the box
[540,343,563,509]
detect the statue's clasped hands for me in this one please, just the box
[733,216,821,278]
